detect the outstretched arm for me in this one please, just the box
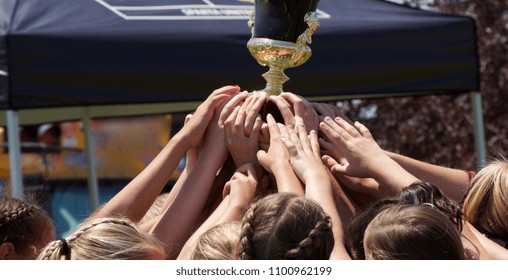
[93,85,240,222]
[177,163,260,260]
[281,117,351,260]
[467,222,508,260]
[384,151,472,202]
[149,90,248,259]
[312,102,471,202]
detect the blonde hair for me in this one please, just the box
[37,217,165,260]
[0,196,55,258]
[191,221,241,260]
[238,193,334,260]
[462,159,508,239]
[364,204,465,260]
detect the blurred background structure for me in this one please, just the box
[357,0,507,169]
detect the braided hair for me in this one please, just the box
[38,217,165,260]
[0,196,55,259]
[399,181,464,232]
[238,193,334,260]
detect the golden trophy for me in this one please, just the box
[247,0,320,96]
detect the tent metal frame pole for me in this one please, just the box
[82,108,99,211]
[6,110,23,199]
[470,91,487,170]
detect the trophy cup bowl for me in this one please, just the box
[247,0,320,96]
[247,38,312,96]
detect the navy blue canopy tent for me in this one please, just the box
[0,0,484,204]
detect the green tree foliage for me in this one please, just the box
[339,0,507,170]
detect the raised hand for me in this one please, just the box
[319,117,388,178]
[223,95,264,168]
[256,114,303,194]
[256,114,290,175]
[269,92,319,133]
[280,117,326,183]
[312,102,354,125]
[280,92,320,132]
[240,93,267,136]
[222,163,259,210]
[319,117,417,193]
[179,85,241,149]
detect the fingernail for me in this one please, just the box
[335,117,342,121]
[287,125,294,129]
[310,130,317,134]
[324,116,331,121]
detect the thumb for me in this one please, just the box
[322,155,347,175]
[256,150,269,169]
[222,184,231,199]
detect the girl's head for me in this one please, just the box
[192,221,241,260]
[462,159,508,242]
[364,204,465,260]
[38,217,165,260]
[347,198,398,260]
[0,196,55,260]
[347,181,464,260]
[238,193,334,260]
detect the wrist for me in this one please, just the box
[194,150,227,172]
[270,161,293,175]
[225,203,248,221]
[232,155,258,169]
[301,166,328,182]
[371,157,417,193]
[171,132,192,151]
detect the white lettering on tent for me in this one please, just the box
[181,8,252,16]
[95,0,331,20]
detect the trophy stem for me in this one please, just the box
[262,67,289,96]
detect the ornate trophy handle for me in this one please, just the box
[292,11,318,65]
[248,11,255,37]
[296,11,319,46]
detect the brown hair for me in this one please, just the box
[38,217,165,260]
[364,204,465,260]
[238,193,334,260]
[0,196,55,259]
[348,182,464,260]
